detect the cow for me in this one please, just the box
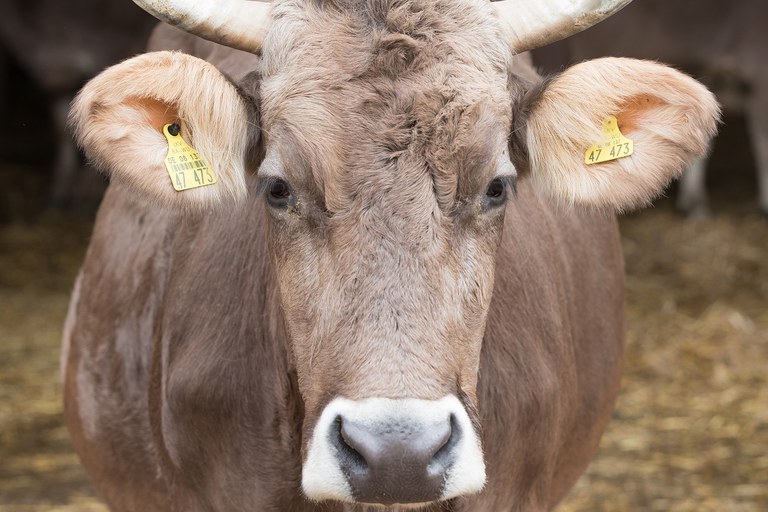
[0,0,157,207]
[62,0,719,510]
[531,0,767,217]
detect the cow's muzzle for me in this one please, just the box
[302,396,486,505]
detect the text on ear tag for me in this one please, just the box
[162,123,217,191]
[584,115,634,165]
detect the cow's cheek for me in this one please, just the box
[451,224,506,396]
[265,224,324,389]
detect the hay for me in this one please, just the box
[0,184,101,509]
[560,206,768,511]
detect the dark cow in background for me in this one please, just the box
[532,0,768,217]
[0,0,156,207]
[62,0,719,510]
[0,46,7,130]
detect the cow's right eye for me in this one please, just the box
[266,178,293,209]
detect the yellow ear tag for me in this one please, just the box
[162,123,217,191]
[584,115,634,165]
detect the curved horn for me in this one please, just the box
[492,0,633,53]
[132,0,270,53]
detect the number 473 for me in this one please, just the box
[609,142,631,158]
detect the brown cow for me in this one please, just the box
[63,0,719,510]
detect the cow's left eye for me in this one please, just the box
[266,178,293,209]
[483,177,513,210]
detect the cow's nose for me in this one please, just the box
[331,414,458,505]
[302,397,486,504]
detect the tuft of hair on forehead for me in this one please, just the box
[261,0,513,213]
[264,0,510,77]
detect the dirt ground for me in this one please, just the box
[0,72,766,511]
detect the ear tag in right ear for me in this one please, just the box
[584,115,634,165]
[162,123,217,191]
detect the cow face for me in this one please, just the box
[256,2,514,503]
[71,0,718,507]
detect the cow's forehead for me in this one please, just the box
[261,0,510,77]
[258,0,512,212]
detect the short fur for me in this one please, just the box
[64,0,719,510]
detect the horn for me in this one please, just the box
[492,0,633,53]
[132,0,270,53]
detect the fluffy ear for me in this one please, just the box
[513,57,720,211]
[70,51,253,213]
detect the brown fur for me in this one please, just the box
[64,1,719,510]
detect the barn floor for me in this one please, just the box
[0,115,766,510]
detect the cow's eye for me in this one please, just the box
[483,177,513,210]
[266,178,293,209]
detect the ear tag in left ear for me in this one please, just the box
[162,123,217,191]
[584,115,634,165]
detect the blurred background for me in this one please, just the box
[0,0,766,511]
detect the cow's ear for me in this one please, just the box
[512,57,720,212]
[70,51,253,213]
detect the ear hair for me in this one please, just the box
[70,51,253,214]
[235,70,265,174]
[512,57,721,212]
[509,74,557,177]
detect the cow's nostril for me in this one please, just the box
[429,413,459,476]
[331,413,457,505]
[332,416,368,475]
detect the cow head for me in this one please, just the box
[70,0,718,507]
